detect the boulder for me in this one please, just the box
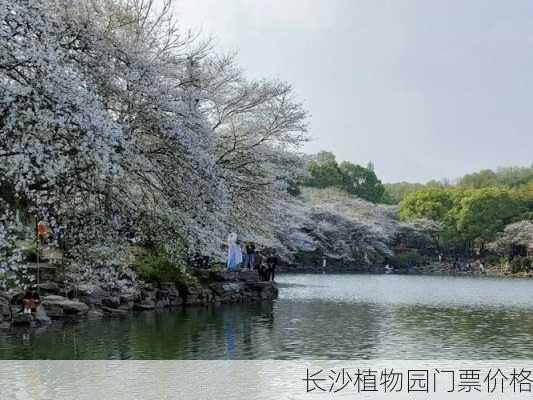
[8,289,26,304]
[155,298,170,308]
[12,313,33,326]
[119,293,138,304]
[260,284,279,300]
[34,307,51,324]
[118,302,134,311]
[169,294,183,307]
[76,284,108,306]
[101,306,128,317]
[209,282,243,296]
[0,295,11,322]
[35,282,60,295]
[42,295,89,318]
[134,299,155,311]
[87,310,105,320]
[102,296,121,308]
[237,271,260,283]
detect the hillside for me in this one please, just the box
[274,188,439,271]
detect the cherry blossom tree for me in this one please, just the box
[0,0,309,277]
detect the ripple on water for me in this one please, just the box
[1,273,533,359]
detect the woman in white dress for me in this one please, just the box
[226,232,243,271]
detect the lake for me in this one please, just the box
[1,273,533,359]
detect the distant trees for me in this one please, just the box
[399,188,456,222]
[384,181,445,205]
[400,186,533,256]
[302,151,385,203]
[458,166,533,189]
[304,152,345,189]
[338,162,385,202]
[384,166,533,205]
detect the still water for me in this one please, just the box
[2,273,533,359]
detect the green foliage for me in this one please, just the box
[384,165,533,205]
[458,166,533,189]
[15,240,38,262]
[400,188,456,221]
[453,188,525,242]
[382,182,427,204]
[132,252,198,287]
[303,151,345,189]
[302,151,385,203]
[339,161,385,202]
[400,186,531,254]
[458,169,498,189]
[510,256,532,274]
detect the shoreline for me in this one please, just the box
[0,270,278,329]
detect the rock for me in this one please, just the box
[237,271,260,283]
[87,310,105,320]
[202,289,214,303]
[141,288,157,301]
[118,302,134,311]
[167,288,182,306]
[8,289,26,304]
[155,299,169,308]
[142,283,155,291]
[169,295,183,307]
[247,281,273,291]
[0,295,11,322]
[76,284,108,306]
[119,293,138,304]
[101,306,128,317]
[12,313,33,326]
[35,282,60,295]
[212,271,239,282]
[134,300,155,311]
[25,263,58,281]
[160,282,176,290]
[77,283,106,297]
[33,306,51,324]
[260,284,278,300]
[102,296,121,308]
[42,295,89,318]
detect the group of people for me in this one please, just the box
[440,254,486,274]
[22,291,41,315]
[450,260,485,273]
[226,233,278,281]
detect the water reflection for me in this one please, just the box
[2,274,533,359]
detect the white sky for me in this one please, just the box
[173,0,533,183]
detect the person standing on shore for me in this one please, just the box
[266,251,279,282]
[256,251,264,278]
[226,233,242,272]
[241,242,248,270]
[246,242,256,270]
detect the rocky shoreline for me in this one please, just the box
[0,270,278,328]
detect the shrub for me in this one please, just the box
[132,252,198,287]
[510,256,532,274]
[484,254,501,266]
[15,240,38,262]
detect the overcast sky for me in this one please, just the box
[174,0,533,183]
